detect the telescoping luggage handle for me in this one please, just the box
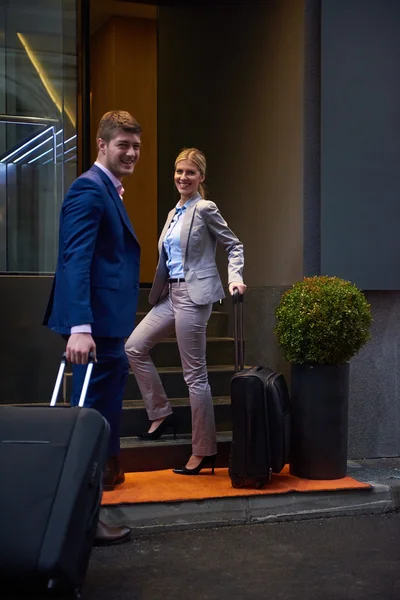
[50,352,95,408]
[233,290,245,372]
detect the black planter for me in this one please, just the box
[289,363,349,480]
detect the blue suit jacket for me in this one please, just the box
[44,165,141,338]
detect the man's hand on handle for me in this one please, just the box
[229,282,247,296]
[66,333,97,364]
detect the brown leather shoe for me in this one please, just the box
[93,519,131,547]
[103,456,125,491]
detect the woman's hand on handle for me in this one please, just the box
[229,282,247,296]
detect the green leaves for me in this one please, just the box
[274,276,372,365]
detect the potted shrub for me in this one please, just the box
[274,276,372,480]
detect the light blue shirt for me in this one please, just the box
[163,203,186,278]
[163,196,199,278]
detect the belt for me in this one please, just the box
[168,278,185,283]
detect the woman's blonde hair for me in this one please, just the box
[174,147,207,198]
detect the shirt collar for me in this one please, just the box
[175,192,201,212]
[94,161,122,190]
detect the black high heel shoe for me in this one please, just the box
[173,454,217,476]
[138,413,176,440]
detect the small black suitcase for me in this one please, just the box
[0,354,109,599]
[228,292,291,489]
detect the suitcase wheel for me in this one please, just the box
[231,476,245,489]
[256,479,267,490]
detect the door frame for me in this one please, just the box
[77,0,91,174]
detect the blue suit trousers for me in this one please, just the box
[71,337,128,457]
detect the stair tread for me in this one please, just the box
[136,310,228,316]
[152,337,234,343]
[6,396,232,409]
[64,365,236,377]
[149,365,235,373]
[123,397,230,408]
[121,431,232,448]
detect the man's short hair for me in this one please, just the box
[96,111,142,142]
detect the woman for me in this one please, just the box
[125,148,246,475]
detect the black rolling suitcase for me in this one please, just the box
[0,353,109,599]
[229,292,291,489]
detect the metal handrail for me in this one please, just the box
[0,114,59,263]
[0,114,59,125]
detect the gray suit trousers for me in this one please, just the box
[125,282,217,456]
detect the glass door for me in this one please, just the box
[0,0,78,273]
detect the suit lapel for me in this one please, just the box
[180,194,201,264]
[158,193,201,258]
[91,165,138,242]
[105,176,138,241]
[158,208,176,253]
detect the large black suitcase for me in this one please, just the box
[0,354,109,599]
[228,292,291,489]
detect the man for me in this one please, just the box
[44,110,142,545]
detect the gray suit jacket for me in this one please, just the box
[149,194,244,306]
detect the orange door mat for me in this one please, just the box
[101,465,371,506]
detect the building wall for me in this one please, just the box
[2,0,399,460]
[158,0,400,459]
[158,0,305,377]
[320,0,400,290]
[305,0,400,457]
[91,15,158,283]
[349,291,400,457]
[0,0,77,404]
[1,1,306,406]
[0,276,65,405]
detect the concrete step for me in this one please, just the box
[119,431,232,472]
[146,337,234,368]
[125,365,234,400]
[101,465,394,534]
[64,365,235,401]
[120,396,231,437]
[8,397,232,439]
[136,310,230,338]
[136,287,152,312]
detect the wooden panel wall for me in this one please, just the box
[91,16,157,282]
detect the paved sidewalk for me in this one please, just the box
[86,513,400,600]
[100,458,400,534]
